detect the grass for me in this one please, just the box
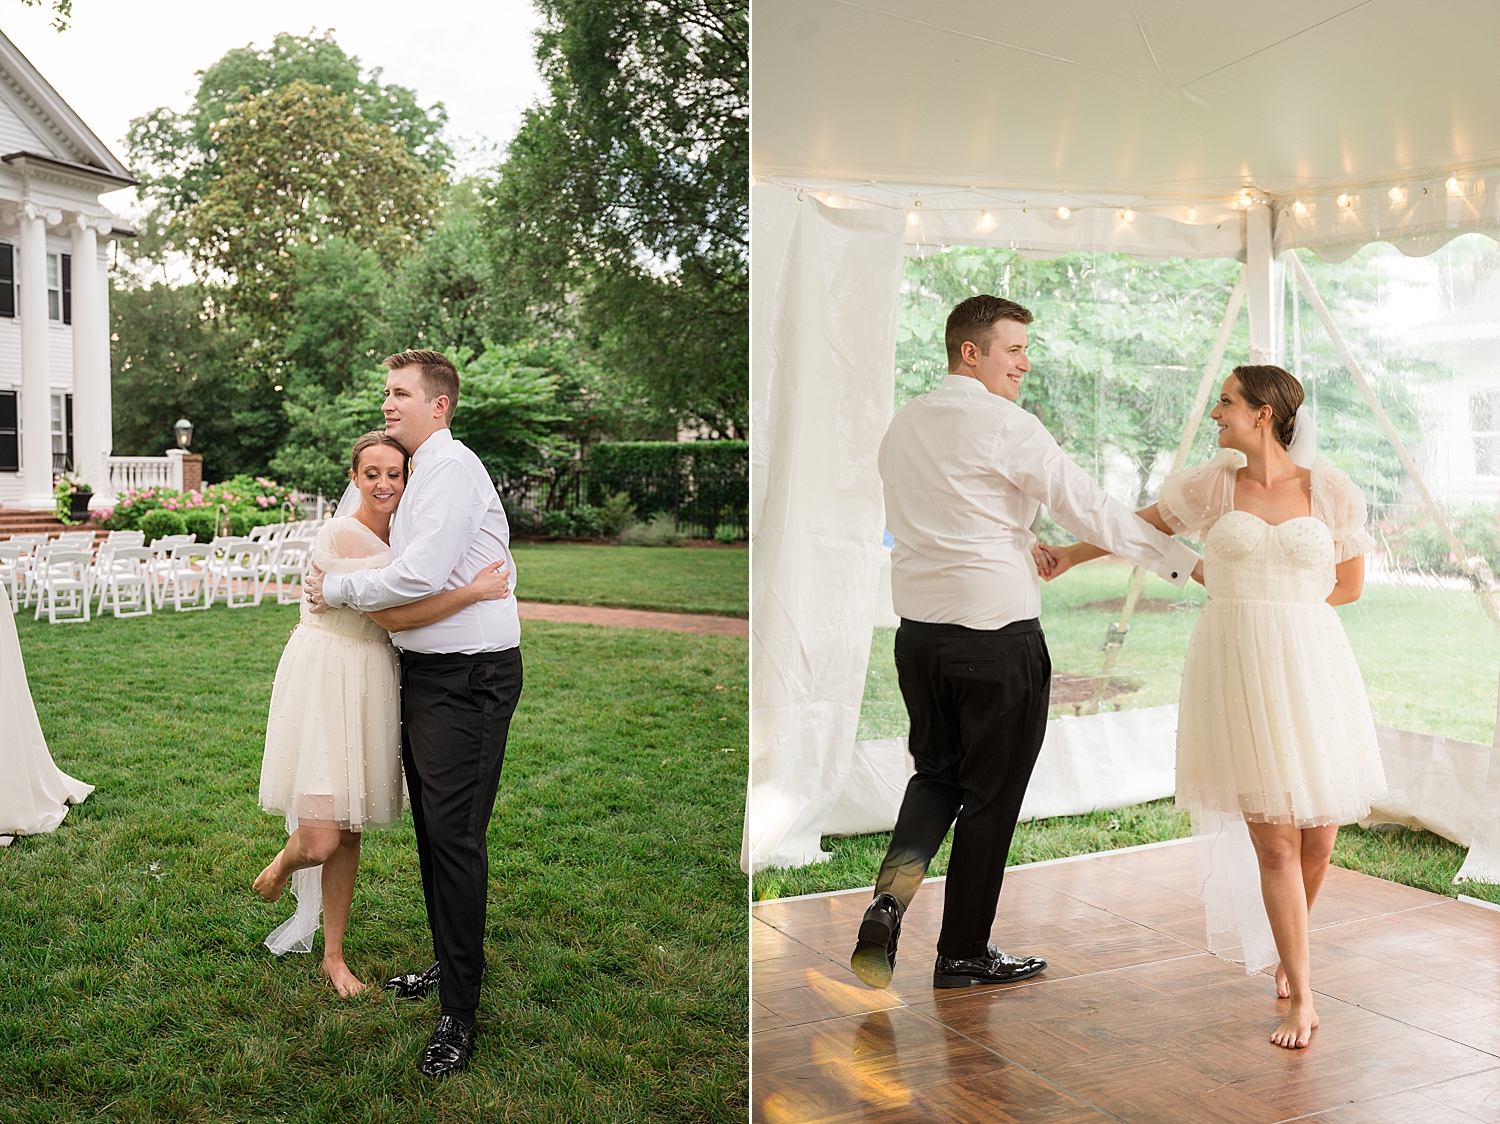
[0,601,747,1123]
[767,559,1500,904]
[510,543,747,617]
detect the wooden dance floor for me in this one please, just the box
[752,840,1500,1123]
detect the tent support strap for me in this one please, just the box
[1287,251,1500,628]
[1085,267,1248,714]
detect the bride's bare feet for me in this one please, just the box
[1271,997,1319,1049]
[323,958,367,998]
[253,850,291,902]
[1274,962,1290,999]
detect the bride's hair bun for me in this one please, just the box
[1231,365,1305,448]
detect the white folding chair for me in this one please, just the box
[53,531,96,551]
[267,539,311,605]
[0,545,23,609]
[33,550,91,624]
[106,530,146,548]
[161,542,213,611]
[248,524,277,543]
[210,540,266,608]
[98,547,155,618]
[148,535,195,607]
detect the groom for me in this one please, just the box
[850,295,1202,991]
[304,349,521,1079]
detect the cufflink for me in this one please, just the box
[1171,571,1179,579]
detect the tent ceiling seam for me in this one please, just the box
[1175,0,1377,89]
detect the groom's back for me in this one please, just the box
[879,376,1045,629]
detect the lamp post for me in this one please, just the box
[174,418,193,450]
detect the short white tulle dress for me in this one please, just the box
[258,517,403,836]
[1160,449,1386,829]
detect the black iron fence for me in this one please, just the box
[497,469,748,540]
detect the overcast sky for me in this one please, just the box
[2,0,549,212]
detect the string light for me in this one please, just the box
[1187,207,1197,220]
[978,211,996,230]
[1337,193,1351,208]
[1448,176,1462,194]
[1292,200,1309,217]
[1121,209,1135,222]
[1055,206,1070,220]
[1236,190,1254,208]
[1389,185,1407,203]
[906,211,918,226]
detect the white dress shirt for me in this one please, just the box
[322,428,521,654]
[880,375,1201,631]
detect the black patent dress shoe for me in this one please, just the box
[383,961,441,1000]
[933,943,1046,988]
[420,1014,476,1080]
[849,892,903,989]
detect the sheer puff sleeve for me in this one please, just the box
[1156,450,1243,536]
[1311,459,1376,563]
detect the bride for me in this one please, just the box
[1043,365,1384,1050]
[253,430,510,996]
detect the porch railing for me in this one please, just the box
[106,450,185,497]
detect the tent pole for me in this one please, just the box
[1287,250,1500,629]
[1084,267,1248,714]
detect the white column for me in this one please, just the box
[1245,204,1278,365]
[17,202,55,508]
[68,215,110,500]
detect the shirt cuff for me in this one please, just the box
[323,572,347,608]
[1154,540,1201,588]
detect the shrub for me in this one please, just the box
[140,509,187,542]
[619,512,686,547]
[598,492,636,537]
[1376,504,1500,576]
[714,523,738,544]
[586,440,748,536]
[569,505,602,538]
[539,510,574,539]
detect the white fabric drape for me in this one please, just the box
[0,584,92,837]
[745,185,906,872]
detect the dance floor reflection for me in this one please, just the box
[752,839,1500,1123]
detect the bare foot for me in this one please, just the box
[1274,962,1290,999]
[253,851,291,902]
[1270,997,1319,1049]
[323,958,367,998]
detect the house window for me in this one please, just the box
[46,253,59,321]
[0,245,14,319]
[0,391,16,472]
[1473,388,1500,476]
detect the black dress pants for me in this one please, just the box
[400,647,523,1018]
[874,618,1051,960]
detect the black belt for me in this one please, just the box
[898,617,1041,637]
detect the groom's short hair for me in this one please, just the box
[945,295,1034,369]
[384,349,460,422]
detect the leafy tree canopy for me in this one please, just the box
[127,30,448,224]
[183,78,442,349]
[483,0,748,437]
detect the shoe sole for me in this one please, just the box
[932,961,1046,989]
[850,910,899,989]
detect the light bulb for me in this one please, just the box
[978,211,995,230]
[1389,185,1406,203]
[906,211,918,226]
[1056,206,1070,220]
[1122,209,1135,222]
[1236,191,1253,208]
[1337,193,1351,208]
[1187,207,1197,220]
[1292,200,1309,217]
[1448,176,1462,194]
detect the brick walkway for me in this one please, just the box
[518,600,747,638]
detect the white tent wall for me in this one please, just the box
[746,188,906,871]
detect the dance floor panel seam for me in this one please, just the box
[752,846,1500,1124]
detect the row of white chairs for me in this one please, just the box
[0,521,325,623]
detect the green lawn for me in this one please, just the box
[511,543,747,617]
[767,560,1500,904]
[1,601,747,1123]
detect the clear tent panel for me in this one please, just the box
[858,236,1500,749]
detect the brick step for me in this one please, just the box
[0,508,106,543]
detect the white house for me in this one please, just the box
[0,29,131,511]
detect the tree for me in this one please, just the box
[110,283,286,483]
[483,0,748,437]
[127,30,448,231]
[17,0,70,31]
[182,79,442,351]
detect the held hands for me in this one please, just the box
[468,559,511,602]
[304,563,327,613]
[1032,543,1079,582]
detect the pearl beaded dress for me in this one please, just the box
[1160,450,1385,829]
[258,517,402,834]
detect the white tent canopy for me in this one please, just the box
[748,0,1500,872]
